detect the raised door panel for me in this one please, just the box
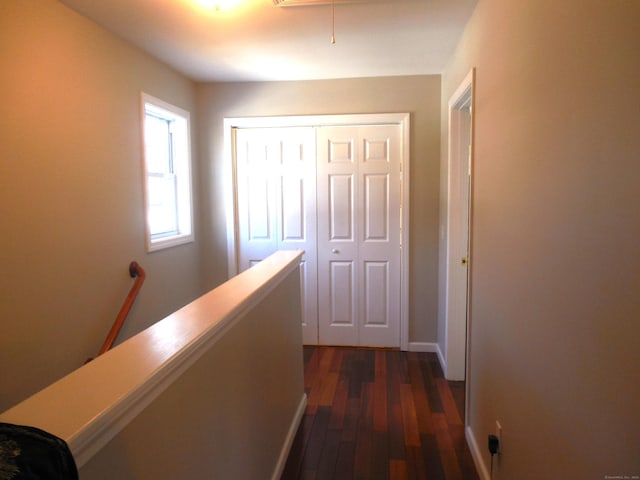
[363,261,389,326]
[280,177,305,241]
[328,174,355,241]
[363,173,389,241]
[329,261,356,326]
[247,176,272,240]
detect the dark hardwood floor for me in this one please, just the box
[281,346,480,480]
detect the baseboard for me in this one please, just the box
[408,342,447,373]
[271,393,307,480]
[436,343,446,374]
[466,425,490,480]
[407,342,439,353]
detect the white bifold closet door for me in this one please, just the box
[235,127,318,345]
[234,123,402,347]
[316,125,401,347]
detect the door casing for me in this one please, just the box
[224,113,411,350]
[444,69,475,382]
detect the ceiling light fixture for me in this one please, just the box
[331,0,336,44]
[273,0,362,5]
[273,0,346,44]
[197,0,241,11]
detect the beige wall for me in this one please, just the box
[79,264,304,480]
[196,76,442,344]
[440,0,640,476]
[0,1,202,411]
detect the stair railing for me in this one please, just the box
[87,261,146,362]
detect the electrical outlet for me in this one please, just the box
[495,421,502,453]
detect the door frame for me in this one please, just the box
[444,69,475,381]
[223,113,411,350]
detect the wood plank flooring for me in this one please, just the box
[281,346,479,480]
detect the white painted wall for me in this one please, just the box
[439,1,640,477]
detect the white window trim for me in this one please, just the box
[141,93,194,252]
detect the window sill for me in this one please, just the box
[147,233,194,252]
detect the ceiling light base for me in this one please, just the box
[274,0,363,6]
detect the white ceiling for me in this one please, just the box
[58,0,477,82]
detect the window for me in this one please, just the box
[141,93,193,251]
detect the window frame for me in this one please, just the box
[141,93,194,252]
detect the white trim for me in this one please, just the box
[407,342,439,353]
[408,342,446,374]
[466,425,490,480]
[224,113,410,351]
[400,115,411,352]
[448,69,475,110]
[436,343,446,372]
[271,393,307,480]
[141,92,194,253]
[444,69,475,381]
[223,119,238,277]
[224,113,409,129]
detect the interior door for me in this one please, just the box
[235,127,318,344]
[317,125,401,347]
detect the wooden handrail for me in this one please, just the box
[97,261,146,357]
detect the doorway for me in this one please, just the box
[225,114,410,349]
[444,69,475,381]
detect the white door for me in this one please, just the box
[316,125,402,347]
[235,127,318,344]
